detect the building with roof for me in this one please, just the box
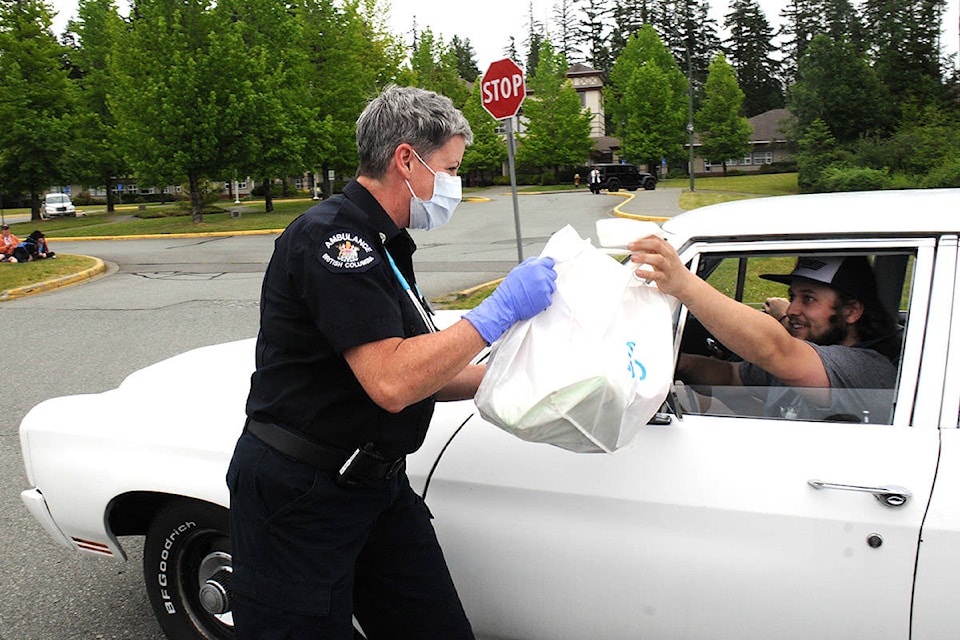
[695,108,795,175]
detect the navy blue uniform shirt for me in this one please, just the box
[246,179,435,458]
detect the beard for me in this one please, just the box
[808,312,850,346]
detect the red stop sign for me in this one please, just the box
[480,58,526,120]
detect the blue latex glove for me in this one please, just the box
[464,257,557,344]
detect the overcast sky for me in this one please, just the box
[49,0,959,74]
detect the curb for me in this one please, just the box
[607,191,671,223]
[1,257,107,301]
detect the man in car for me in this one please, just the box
[226,85,557,639]
[628,236,900,422]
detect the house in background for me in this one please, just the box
[693,108,794,175]
[566,63,621,164]
[496,63,623,167]
[561,66,795,174]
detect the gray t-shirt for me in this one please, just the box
[739,343,898,423]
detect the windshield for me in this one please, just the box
[46,194,70,204]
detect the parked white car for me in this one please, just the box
[19,189,960,640]
[42,192,76,218]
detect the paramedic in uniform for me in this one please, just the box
[226,85,557,639]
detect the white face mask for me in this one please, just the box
[405,149,462,231]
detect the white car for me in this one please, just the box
[42,192,76,218]
[20,189,960,640]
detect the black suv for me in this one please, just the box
[590,163,657,192]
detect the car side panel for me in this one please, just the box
[21,392,239,557]
[427,415,938,640]
[911,241,960,640]
[912,429,960,640]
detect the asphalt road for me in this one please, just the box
[0,187,680,639]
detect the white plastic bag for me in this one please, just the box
[475,224,676,453]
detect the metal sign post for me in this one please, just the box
[504,118,523,262]
[481,58,526,264]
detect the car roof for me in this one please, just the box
[662,189,960,246]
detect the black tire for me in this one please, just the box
[643,177,657,191]
[607,178,620,192]
[144,501,233,640]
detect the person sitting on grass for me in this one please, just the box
[12,230,56,263]
[0,225,20,263]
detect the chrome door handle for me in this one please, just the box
[808,479,912,507]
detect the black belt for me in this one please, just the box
[246,419,405,483]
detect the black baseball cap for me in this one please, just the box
[760,256,880,303]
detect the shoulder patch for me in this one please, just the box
[318,229,381,273]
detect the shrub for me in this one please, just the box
[923,157,960,188]
[539,172,557,186]
[886,174,916,190]
[757,160,797,174]
[820,166,891,192]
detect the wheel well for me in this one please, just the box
[107,492,224,536]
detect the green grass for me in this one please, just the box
[706,256,796,308]
[661,172,798,195]
[662,173,798,210]
[0,254,99,293]
[2,198,315,239]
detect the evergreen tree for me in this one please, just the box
[552,0,580,63]
[0,0,78,219]
[609,0,651,61]
[788,33,890,143]
[460,79,507,185]
[606,25,689,170]
[724,0,784,116]
[796,117,840,192]
[504,36,519,62]
[65,0,127,212]
[410,28,468,106]
[821,0,866,53]
[861,0,947,109]
[778,0,821,82]
[780,0,863,83]
[516,40,594,177]
[449,35,479,81]
[660,0,721,105]
[577,0,612,71]
[695,53,753,174]
[523,1,545,77]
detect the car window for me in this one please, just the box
[673,250,916,426]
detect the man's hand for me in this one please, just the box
[464,257,557,344]
[763,297,790,322]
[627,235,695,303]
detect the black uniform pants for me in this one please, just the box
[226,430,474,640]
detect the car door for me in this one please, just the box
[424,236,943,640]
[904,235,960,640]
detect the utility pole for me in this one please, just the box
[683,1,696,192]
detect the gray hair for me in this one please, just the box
[356,85,473,178]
